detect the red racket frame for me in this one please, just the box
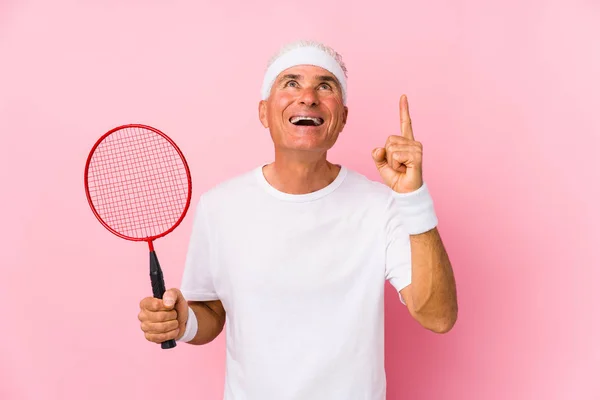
[84,123,193,250]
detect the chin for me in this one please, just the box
[273,124,338,152]
[283,137,334,153]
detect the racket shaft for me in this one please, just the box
[149,250,177,349]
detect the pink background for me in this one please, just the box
[1,0,598,399]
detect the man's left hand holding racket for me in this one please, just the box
[138,288,189,344]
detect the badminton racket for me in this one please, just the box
[84,123,192,350]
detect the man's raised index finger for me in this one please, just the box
[400,94,414,140]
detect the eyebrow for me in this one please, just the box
[278,74,341,89]
[279,74,301,82]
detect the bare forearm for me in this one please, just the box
[186,300,226,345]
[405,227,458,332]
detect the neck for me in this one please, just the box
[263,150,341,194]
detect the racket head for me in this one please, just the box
[84,124,192,242]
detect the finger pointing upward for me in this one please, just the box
[400,94,414,140]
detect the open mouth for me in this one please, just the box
[289,116,324,127]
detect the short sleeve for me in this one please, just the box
[384,193,412,302]
[180,195,219,301]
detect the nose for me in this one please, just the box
[298,87,319,107]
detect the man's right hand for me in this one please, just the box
[138,288,189,344]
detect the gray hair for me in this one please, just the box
[266,39,348,78]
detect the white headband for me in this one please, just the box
[260,46,347,104]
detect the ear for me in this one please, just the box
[339,106,349,131]
[258,100,269,128]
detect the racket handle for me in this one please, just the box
[149,250,177,350]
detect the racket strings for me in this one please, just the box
[87,126,189,239]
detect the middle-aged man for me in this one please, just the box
[138,39,458,399]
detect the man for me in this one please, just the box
[138,40,458,399]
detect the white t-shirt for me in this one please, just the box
[180,164,414,400]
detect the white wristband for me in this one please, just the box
[176,306,198,343]
[392,182,438,235]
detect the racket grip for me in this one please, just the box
[149,250,177,350]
